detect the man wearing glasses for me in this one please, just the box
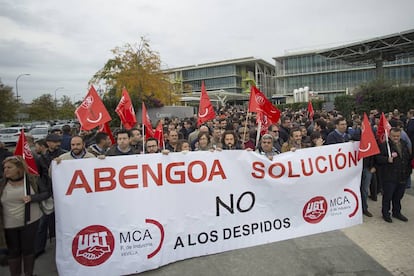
[268,124,283,152]
[145,138,161,154]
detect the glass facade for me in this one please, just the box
[165,58,276,99]
[275,54,414,101]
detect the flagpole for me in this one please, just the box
[255,120,262,149]
[22,130,28,197]
[142,122,146,154]
[385,131,391,158]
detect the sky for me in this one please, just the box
[0,0,413,103]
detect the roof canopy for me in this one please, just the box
[318,29,414,63]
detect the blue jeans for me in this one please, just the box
[361,168,373,211]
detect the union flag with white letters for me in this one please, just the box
[75,86,111,131]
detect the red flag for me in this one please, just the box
[197,81,216,126]
[307,100,314,120]
[248,86,281,124]
[358,113,380,160]
[154,121,164,149]
[14,130,39,175]
[257,112,271,136]
[115,88,137,130]
[98,122,115,145]
[142,102,154,138]
[75,86,111,131]
[376,112,391,143]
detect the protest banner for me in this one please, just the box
[52,142,362,275]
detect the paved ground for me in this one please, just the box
[1,189,414,276]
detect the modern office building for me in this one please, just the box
[163,57,275,105]
[274,29,414,103]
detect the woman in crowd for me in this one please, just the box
[310,131,325,147]
[0,156,49,276]
[195,132,212,151]
[176,140,191,152]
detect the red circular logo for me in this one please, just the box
[72,225,115,266]
[255,95,265,105]
[81,96,94,109]
[302,196,328,224]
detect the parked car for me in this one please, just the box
[30,121,50,130]
[29,127,49,141]
[0,127,24,145]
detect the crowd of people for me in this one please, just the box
[0,105,413,275]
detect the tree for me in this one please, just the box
[58,95,76,120]
[0,80,19,122]
[27,94,54,120]
[90,37,177,108]
[335,79,414,119]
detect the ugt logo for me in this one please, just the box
[303,196,328,224]
[72,225,115,266]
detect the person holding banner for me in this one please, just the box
[55,136,96,162]
[255,134,280,160]
[194,132,212,151]
[281,127,307,153]
[220,130,242,150]
[145,138,161,154]
[87,132,112,157]
[375,127,412,223]
[106,129,137,156]
[1,156,49,276]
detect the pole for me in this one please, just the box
[54,87,64,119]
[15,73,30,102]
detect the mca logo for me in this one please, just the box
[303,196,328,224]
[72,225,115,266]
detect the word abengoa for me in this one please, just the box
[64,147,358,195]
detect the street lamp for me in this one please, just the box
[15,73,30,102]
[54,87,64,119]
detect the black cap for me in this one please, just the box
[46,134,62,142]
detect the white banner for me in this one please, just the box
[52,142,362,275]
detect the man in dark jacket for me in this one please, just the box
[326,118,349,144]
[35,133,67,257]
[376,127,412,223]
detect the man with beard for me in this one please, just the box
[56,135,96,161]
